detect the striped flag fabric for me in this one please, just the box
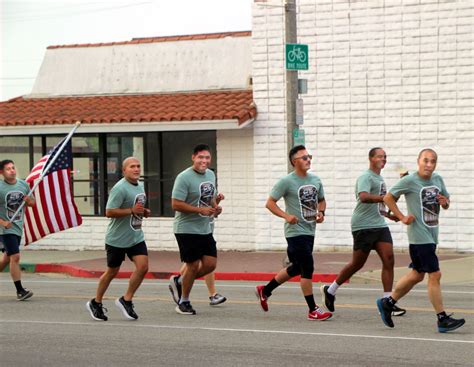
[23,139,82,245]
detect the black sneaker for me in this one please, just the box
[438,314,465,333]
[392,304,407,317]
[175,301,196,315]
[17,289,33,301]
[86,299,108,321]
[169,275,182,305]
[376,297,394,328]
[320,285,335,312]
[115,296,138,320]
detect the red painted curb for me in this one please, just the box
[33,263,341,283]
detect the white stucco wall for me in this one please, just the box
[30,36,252,97]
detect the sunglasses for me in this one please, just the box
[294,154,312,161]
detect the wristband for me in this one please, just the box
[320,210,325,216]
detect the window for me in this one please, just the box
[0,131,216,217]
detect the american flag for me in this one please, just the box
[23,139,82,245]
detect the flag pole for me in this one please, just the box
[9,121,81,222]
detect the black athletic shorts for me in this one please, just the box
[409,243,440,273]
[352,227,392,253]
[1,234,21,256]
[105,241,148,268]
[174,233,217,263]
[286,235,315,266]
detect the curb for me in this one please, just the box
[17,263,340,283]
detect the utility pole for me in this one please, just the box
[285,0,298,172]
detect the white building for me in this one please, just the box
[0,1,472,252]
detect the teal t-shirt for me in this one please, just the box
[351,169,389,231]
[389,172,449,245]
[172,167,216,235]
[0,179,30,237]
[105,178,146,248]
[270,171,325,238]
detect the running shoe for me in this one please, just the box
[86,299,108,321]
[376,297,394,328]
[255,285,268,312]
[308,307,332,321]
[175,301,196,315]
[392,304,407,317]
[17,289,33,301]
[169,275,182,305]
[320,285,335,312]
[209,293,227,306]
[438,314,465,333]
[115,296,138,320]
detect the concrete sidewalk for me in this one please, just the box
[7,249,474,284]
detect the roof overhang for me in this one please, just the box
[0,118,254,135]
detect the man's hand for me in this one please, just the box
[316,212,325,223]
[200,207,217,217]
[24,195,35,207]
[437,194,449,209]
[0,219,12,229]
[401,215,415,225]
[132,203,145,215]
[216,193,225,205]
[143,208,151,218]
[285,214,298,225]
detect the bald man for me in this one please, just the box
[86,157,150,321]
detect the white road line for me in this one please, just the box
[1,319,472,344]
[3,279,473,294]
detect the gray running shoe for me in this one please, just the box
[86,299,108,321]
[17,289,33,301]
[175,301,196,315]
[209,293,227,306]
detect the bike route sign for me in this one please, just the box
[286,44,308,70]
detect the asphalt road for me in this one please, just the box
[1,274,473,367]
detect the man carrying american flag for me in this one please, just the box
[0,159,36,301]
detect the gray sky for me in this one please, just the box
[0,0,253,101]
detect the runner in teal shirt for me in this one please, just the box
[321,148,405,317]
[377,149,465,333]
[0,159,35,301]
[87,157,150,322]
[169,144,224,316]
[255,145,332,321]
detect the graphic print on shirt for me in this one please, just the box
[420,186,440,227]
[198,181,216,218]
[5,191,24,222]
[298,185,318,222]
[378,182,388,217]
[130,193,146,231]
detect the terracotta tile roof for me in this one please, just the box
[48,31,251,49]
[0,90,256,127]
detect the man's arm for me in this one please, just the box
[265,196,298,224]
[316,198,326,223]
[358,192,384,203]
[172,198,215,216]
[383,193,415,225]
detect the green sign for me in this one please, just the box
[286,44,308,70]
[293,128,305,146]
